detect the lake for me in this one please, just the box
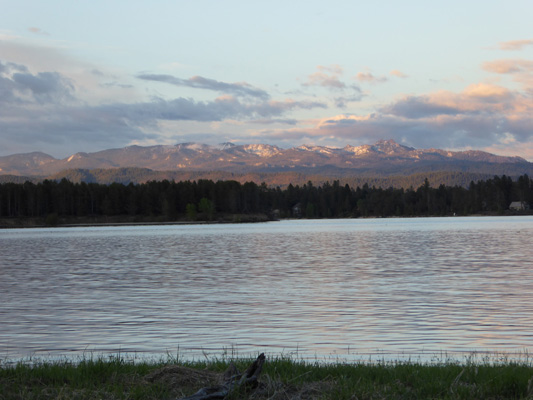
[1,216,533,363]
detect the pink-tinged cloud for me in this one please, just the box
[304,65,346,89]
[482,59,533,90]
[355,72,388,83]
[390,70,408,78]
[462,83,514,102]
[498,39,533,51]
[482,59,533,74]
[382,84,517,118]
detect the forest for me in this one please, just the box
[0,174,532,225]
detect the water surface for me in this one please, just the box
[2,217,533,362]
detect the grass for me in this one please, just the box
[2,353,533,399]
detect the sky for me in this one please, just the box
[1,0,533,160]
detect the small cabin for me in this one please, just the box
[509,201,530,211]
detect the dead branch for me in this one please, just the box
[179,353,266,400]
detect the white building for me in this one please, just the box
[509,201,530,211]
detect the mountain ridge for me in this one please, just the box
[1,139,529,177]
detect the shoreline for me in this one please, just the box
[2,352,533,399]
[0,213,276,229]
[1,211,532,229]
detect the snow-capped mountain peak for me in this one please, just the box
[241,144,281,157]
[218,142,236,150]
[297,145,338,155]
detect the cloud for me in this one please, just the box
[302,65,363,107]
[482,59,533,74]
[0,60,74,105]
[137,73,270,99]
[333,94,365,108]
[355,72,388,84]
[126,96,326,124]
[0,60,145,153]
[249,118,298,125]
[303,65,346,89]
[462,83,514,101]
[0,87,154,157]
[0,60,28,74]
[381,95,461,119]
[13,72,74,102]
[390,69,408,78]
[498,39,533,51]
[482,59,533,90]
[0,38,79,72]
[382,84,516,118]
[28,27,50,36]
[319,65,343,75]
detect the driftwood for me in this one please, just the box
[179,353,266,400]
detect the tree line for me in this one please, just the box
[0,174,531,222]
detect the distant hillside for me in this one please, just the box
[0,167,498,189]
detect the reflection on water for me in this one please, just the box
[1,217,533,362]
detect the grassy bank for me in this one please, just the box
[2,354,533,399]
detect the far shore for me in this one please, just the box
[1,210,532,229]
[0,213,276,229]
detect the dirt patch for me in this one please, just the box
[258,380,336,400]
[144,365,336,400]
[145,365,220,394]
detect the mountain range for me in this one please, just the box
[1,139,532,187]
